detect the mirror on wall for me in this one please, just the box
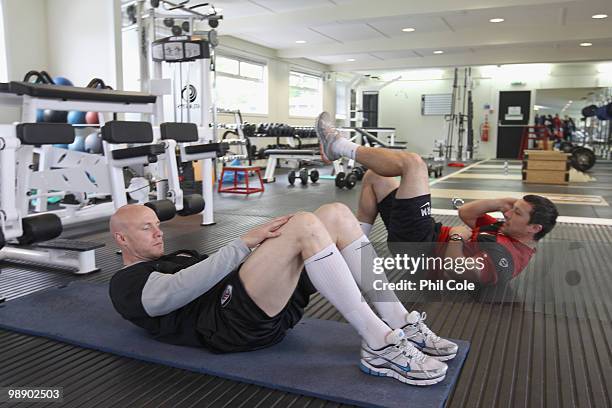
[534,87,602,131]
[534,87,612,160]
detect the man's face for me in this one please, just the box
[120,209,164,262]
[500,199,540,239]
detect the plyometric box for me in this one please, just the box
[522,150,570,185]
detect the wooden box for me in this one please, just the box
[522,150,570,185]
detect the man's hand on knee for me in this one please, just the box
[241,215,293,248]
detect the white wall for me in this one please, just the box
[45,0,119,87]
[2,0,49,80]
[0,0,50,122]
[372,63,612,159]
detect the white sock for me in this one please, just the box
[340,235,410,329]
[335,137,358,160]
[359,222,373,237]
[305,243,391,349]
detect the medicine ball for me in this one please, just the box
[53,76,74,86]
[67,111,87,124]
[84,131,103,154]
[85,112,99,124]
[43,109,68,123]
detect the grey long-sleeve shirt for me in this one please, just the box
[141,238,251,317]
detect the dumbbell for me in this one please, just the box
[335,171,357,189]
[351,167,365,181]
[288,168,319,185]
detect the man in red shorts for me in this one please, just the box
[315,112,559,286]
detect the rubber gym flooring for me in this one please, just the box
[1,159,611,407]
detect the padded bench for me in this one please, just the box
[263,149,322,183]
[34,239,105,252]
[185,142,228,156]
[111,143,166,160]
[0,238,105,275]
[264,149,318,157]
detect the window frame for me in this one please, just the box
[215,53,268,115]
[289,70,324,118]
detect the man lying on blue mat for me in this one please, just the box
[314,112,558,287]
[109,202,457,386]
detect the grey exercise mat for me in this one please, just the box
[0,282,469,408]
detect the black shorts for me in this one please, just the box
[194,266,316,353]
[377,188,442,243]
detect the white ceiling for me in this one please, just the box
[206,0,612,70]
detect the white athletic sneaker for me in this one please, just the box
[360,329,448,386]
[402,311,458,361]
[314,111,343,162]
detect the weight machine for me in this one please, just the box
[443,67,474,163]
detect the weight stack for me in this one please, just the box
[522,150,570,185]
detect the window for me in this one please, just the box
[335,81,348,120]
[215,55,267,114]
[289,71,323,117]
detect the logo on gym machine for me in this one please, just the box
[181,84,198,103]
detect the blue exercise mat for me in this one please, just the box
[0,282,469,408]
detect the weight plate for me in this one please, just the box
[310,169,319,183]
[345,173,357,189]
[299,168,309,185]
[335,172,346,188]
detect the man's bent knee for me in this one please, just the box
[399,152,427,175]
[362,169,383,185]
[317,202,353,219]
[289,212,333,253]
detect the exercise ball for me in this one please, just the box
[67,111,86,124]
[85,111,99,124]
[84,131,103,154]
[43,109,68,123]
[53,76,73,86]
[68,135,85,152]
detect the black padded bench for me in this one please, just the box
[16,123,75,145]
[264,149,318,156]
[111,144,166,160]
[185,142,229,156]
[34,239,105,252]
[159,122,230,159]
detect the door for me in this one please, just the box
[362,92,379,128]
[497,91,531,158]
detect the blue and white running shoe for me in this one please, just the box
[403,311,458,361]
[360,329,448,386]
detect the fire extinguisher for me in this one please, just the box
[480,114,490,142]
